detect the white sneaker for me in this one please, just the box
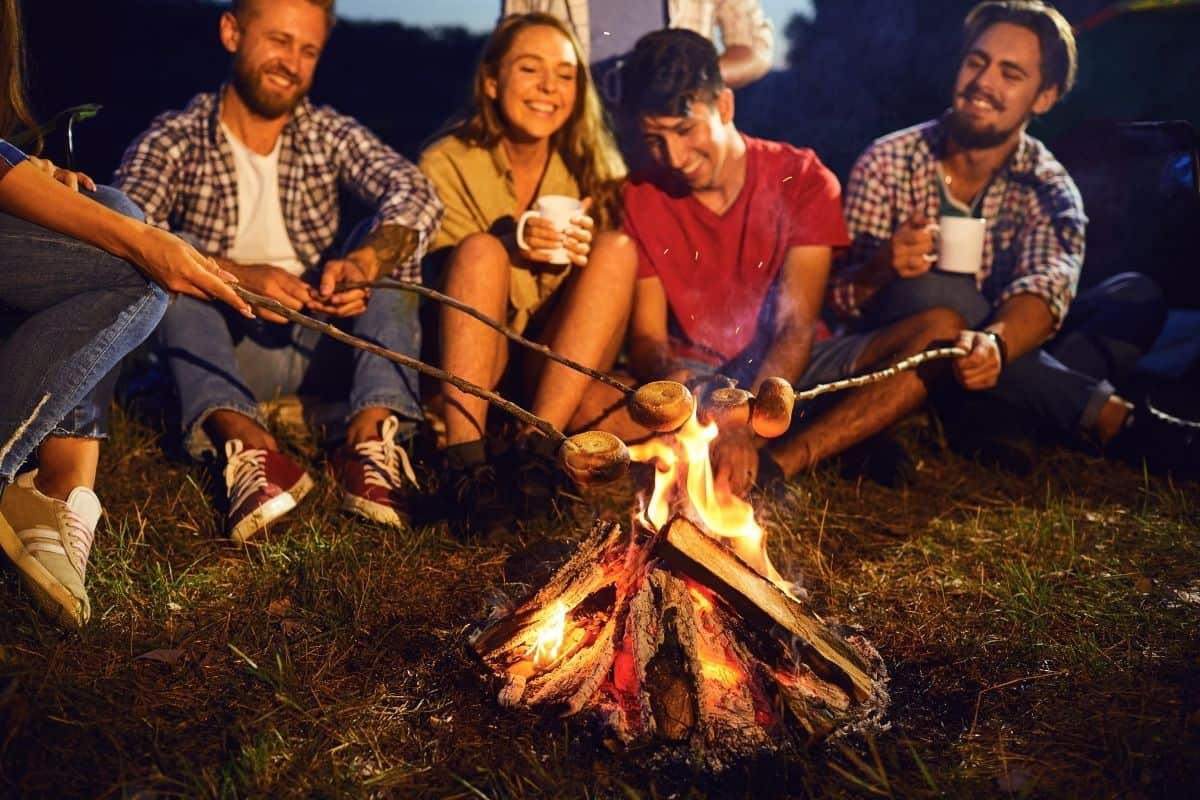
[0,470,100,628]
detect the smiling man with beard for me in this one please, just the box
[115,0,444,540]
[829,1,1195,476]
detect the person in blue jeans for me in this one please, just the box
[830,1,1189,475]
[0,0,250,629]
[115,0,443,541]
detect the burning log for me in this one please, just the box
[470,517,889,760]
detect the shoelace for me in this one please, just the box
[57,505,96,580]
[354,416,419,492]
[224,439,270,514]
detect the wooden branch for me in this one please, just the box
[347,278,636,398]
[231,285,565,442]
[655,516,876,703]
[793,345,966,402]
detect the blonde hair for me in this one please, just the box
[232,0,336,30]
[453,13,625,228]
[0,0,40,150]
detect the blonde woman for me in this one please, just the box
[420,12,634,534]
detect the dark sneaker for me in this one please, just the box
[511,435,574,520]
[223,440,314,543]
[0,470,100,628]
[838,432,918,487]
[1108,398,1200,476]
[331,416,417,528]
[442,461,514,540]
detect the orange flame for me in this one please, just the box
[630,412,789,590]
[527,600,567,668]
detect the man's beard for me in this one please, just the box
[945,106,1024,150]
[231,56,306,120]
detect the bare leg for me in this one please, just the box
[528,232,638,432]
[440,233,511,446]
[203,410,278,453]
[770,308,965,476]
[346,406,394,447]
[33,437,100,500]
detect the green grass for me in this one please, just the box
[1,408,1197,798]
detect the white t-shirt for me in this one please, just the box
[221,122,306,276]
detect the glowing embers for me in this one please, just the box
[526,600,567,669]
[471,519,889,764]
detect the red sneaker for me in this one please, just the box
[331,416,418,528]
[223,440,314,543]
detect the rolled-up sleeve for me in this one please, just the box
[829,147,894,320]
[996,174,1086,330]
[331,116,444,282]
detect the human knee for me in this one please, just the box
[913,306,968,342]
[88,185,145,223]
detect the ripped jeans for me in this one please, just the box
[0,186,168,481]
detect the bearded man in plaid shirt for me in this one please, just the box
[828,1,1194,475]
[115,0,443,541]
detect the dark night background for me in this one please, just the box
[16,0,1200,304]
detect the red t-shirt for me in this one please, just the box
[623,135,849,365]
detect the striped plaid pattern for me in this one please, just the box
[830,116,1087,330]
[502,0,774,61]
[114,91,442,280]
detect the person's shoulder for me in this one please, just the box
[864,119,936,157]
[421,134,476,163]
[143,92,216,139]
[745,136,838,191]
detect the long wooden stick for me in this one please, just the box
[345,278,637,397]
[230,285,566,443]
[350,279,966,401]
[793,345,967,401]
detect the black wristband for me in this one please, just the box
[983,330,1008,370]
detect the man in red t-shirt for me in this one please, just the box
[583,30,969,492]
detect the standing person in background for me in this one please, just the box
[500,0,774,104]
[420,13,634,536]
[0,0,249,627]
[116,0,443,541]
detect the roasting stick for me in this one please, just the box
[699,345,971,438]
[230,285,632,485]
[344,278,696,433]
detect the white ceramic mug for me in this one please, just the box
[516,195,584,265]
[936,216,987,275]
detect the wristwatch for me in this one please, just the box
[983,330,1008,370]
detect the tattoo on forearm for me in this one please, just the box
[363,224,419,275]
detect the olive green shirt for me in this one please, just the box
[420,134,580,333]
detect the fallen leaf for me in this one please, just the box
[136,648,184,665]
[268,598,293,617]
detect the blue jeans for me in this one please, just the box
[863,271,1166,438]
[0,186,169,480]
[157,230,422,459]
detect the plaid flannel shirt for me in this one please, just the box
[114,91,442,280]
[830,116,1087,331]
[501,0,773,62]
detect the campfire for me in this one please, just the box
[470,409,890,762]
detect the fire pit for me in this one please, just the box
[470,411,890,764]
